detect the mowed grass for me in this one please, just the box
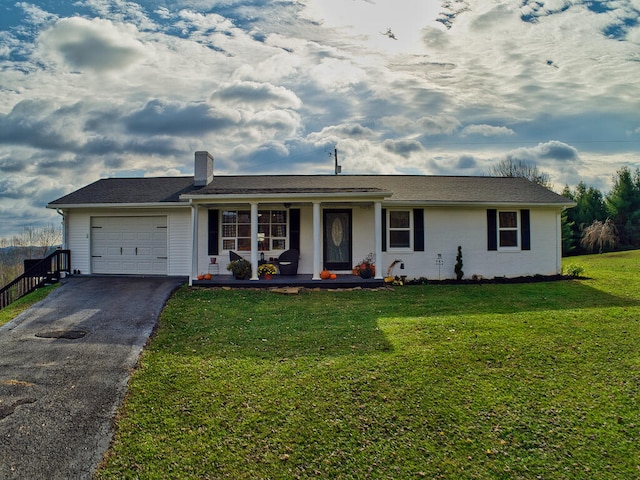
[98,252,640,479]
[0,284,58,327]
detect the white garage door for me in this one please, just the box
[91,216,168,275]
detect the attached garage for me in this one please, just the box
[91,216,168,275]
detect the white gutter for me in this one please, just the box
[46,202,189,209]
[180,191,392,202]
[378,200,576,208]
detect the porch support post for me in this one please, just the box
[190,200,198,286]
[374,201,383,279]
[250,202,259,280]
[312,201,321,280]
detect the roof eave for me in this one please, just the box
[46,202,189,209]
[383,200,576,207]
[181,191,393,202]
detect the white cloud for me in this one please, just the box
[37,17,148,72]
[417,115,461,135]
[76,0,158,30]
[213,81,302,109]
[16,2,58,25]
[461,124,515,137]
[176,9,237,35]
[307,124,377,146]
[301,0,441,54]
[382,138,424,157]
[309,57,367,91]
[507,141,580,163]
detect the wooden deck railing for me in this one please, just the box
[0,249,71,310]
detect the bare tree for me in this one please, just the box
[0,224,62,286]
[7,225,62,258]
[489,156,553,189]
[580,218,618,253]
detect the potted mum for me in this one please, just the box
[227,259,251,280]
[356,252,375,279]
[258,263,277,280]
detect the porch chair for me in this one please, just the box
[277,249,299,276]
[229,251,243,262]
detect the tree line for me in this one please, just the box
[561,167,640,255]
[0,225,62,287]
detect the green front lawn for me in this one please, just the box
[98,252,640,479]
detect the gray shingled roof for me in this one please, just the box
[48,174,574,207]
[48,177,195,205]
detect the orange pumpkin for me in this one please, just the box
[330,273,337,280]
[197,274,205,280]
[320,270,331,279]
[204,273,212,280]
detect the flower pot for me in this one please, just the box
[359,267,373,279]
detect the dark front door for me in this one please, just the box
[323,209,352,270]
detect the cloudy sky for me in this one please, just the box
[1,0,639,238]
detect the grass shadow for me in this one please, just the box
[153,279,639,361]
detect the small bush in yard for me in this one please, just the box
[564,263,585,277]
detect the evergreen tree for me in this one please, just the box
[561,209,575,256]
[561,182,606,254]
[605,167,640,247]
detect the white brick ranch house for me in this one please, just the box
[47,151,575,284]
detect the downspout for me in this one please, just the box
[55,209,68,249]
[557,209,563,275]
[190,199,198,286]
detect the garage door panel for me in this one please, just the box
[152,262,166,274]
[91,216,167,275]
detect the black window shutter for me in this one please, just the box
[487,209,497,251]
[521,209,531,250]
[289,209,300,251]
[413,208,425,251]
[208,210,219,255]
[381,208,387,252]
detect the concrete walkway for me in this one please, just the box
[0,276,185,479]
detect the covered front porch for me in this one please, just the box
[187,190,391,286]
[191,273,385,289]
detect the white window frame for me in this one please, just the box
[387,209,413,251]
[221,209,288,252]
[497,210,520,251]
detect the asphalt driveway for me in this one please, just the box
[0,276,185,479]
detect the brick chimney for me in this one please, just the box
[194,151,214,186]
